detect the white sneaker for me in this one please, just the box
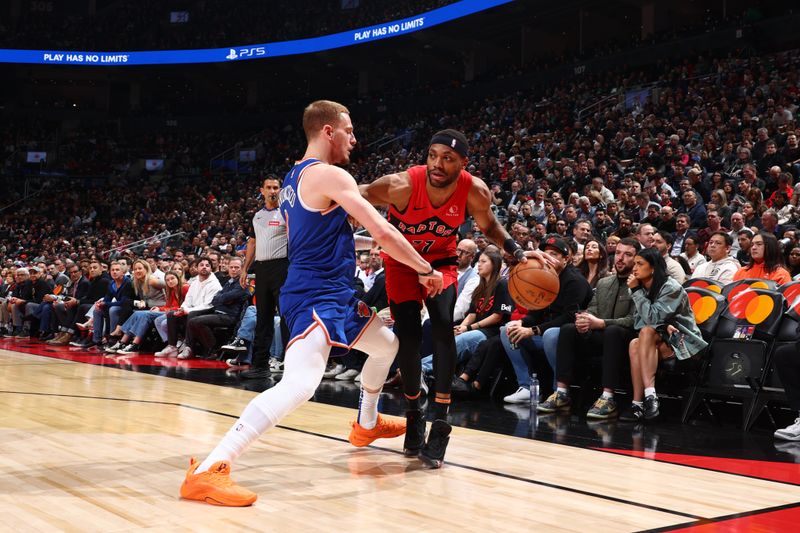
[154,345,178,358]
[354,372,361,383]
[335,368,360,381]
[177,339,185,350]
[323,363,344,379]
[177,346,193,360]
[775,417,800,441]
[503,387,532,404]
[269,357,284,375]
[104,341,123,354]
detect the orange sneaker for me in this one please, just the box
[179,458,257,507]
[348,415,406,447]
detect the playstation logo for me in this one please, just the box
[225,46,266,61]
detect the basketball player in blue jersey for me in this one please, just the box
[180,100,443,507]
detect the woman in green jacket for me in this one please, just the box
[622,248,707,422]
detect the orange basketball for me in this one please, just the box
[508,258,560,310]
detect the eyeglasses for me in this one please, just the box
[456,249,473,255]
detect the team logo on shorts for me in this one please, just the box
[357,301,373,318]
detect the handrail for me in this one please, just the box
[101,230,187,257]
[576,71,721,121]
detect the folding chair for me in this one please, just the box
[745,281,800,428]
[683,287,785,428]
[654,287,725,419]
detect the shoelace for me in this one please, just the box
[206,464,235,487]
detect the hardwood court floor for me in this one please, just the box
[2,348,800,532]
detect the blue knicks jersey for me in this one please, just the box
[278,158,356,315]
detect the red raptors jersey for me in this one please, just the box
[387,165,472,261]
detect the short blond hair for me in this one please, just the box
[302,100,349,140]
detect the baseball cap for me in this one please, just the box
[540,236,570,257]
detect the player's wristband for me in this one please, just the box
[417,267,435,277]
[504,238,525,262]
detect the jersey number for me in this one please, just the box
[412,240,435,253]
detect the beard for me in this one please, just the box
[427,168,460,189]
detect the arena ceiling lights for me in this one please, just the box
[0,0,512,66]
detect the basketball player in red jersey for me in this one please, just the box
[360,129,556,467]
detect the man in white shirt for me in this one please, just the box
[154,256,222,358]
[692,232,740,285]
[452,239,479,322]
[530,189,547,223]
[363,247,383,293]
[592,177,615,205]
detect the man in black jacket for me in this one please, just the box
[13,266,52,339]
[48,264,92,345]
[500,236,593,400]
[184,257,250,359]
[36,265,75,341]
[63,260,111,346]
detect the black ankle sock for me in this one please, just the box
[405,394,421,411]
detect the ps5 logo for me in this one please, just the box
[225,46,267,60]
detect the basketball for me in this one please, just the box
[508,258,560,310]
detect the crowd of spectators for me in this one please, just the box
[4,40,800,433]
[4,44,800,287]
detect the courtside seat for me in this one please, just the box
[683,288,785,428]
[746,282,800,428]
[658,288,726,408]
[721,278,778,305]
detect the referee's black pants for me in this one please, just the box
[252,258,289,371]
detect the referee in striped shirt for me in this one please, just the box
[239,176,289,380]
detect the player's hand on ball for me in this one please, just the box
[523,250,558,269]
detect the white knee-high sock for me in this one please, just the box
[196,326,330,473]
[353,319,398,429]
[357,388,380,429]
